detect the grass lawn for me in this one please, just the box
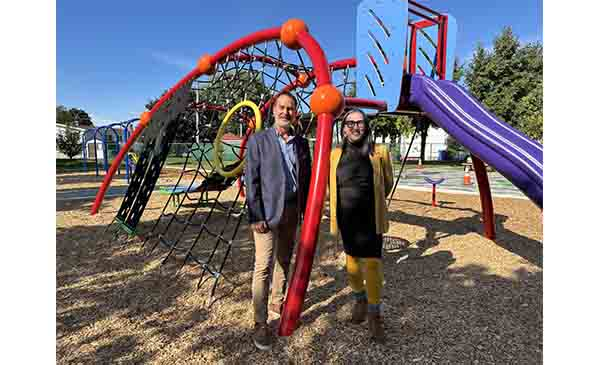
[56,159,128,173]
[58,157,465,174]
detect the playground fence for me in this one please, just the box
[162,141,462,168]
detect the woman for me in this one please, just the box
[329,109,394,343]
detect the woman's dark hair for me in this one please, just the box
[340,108,374,156]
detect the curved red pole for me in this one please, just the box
[279,112,334,336]
[278,30,334,337]
[90,27,282,215]
[472,155,496,239]
[90,67,201,215]
[297,33,331,86]
[212,28,280,62]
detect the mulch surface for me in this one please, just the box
[57,171,542,364]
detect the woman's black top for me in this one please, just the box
[336,142,383,258]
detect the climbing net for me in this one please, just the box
[106,39,359,305]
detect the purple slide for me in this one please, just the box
[408,75,543,208]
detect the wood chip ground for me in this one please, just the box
[57,171,542,364]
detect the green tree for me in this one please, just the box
[452,57,465,84]
[464,27,543,141]
[370,115,392,142]
[145,70,273,143]
[514,82,543,142]
[370,115,412,144]
[394,115,415,138]
[56,105,94,128]
[56,105,73,125]
[391,115,415,160]
[70,108,93,127]
[417,117,431,163]
[146,89,197,143]
[367,114,415,161]
[56,126,82,159]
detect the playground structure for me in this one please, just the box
[424,177,445,207]
[91,0,543,338]
[81,118,139,182]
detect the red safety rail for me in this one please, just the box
[344,97,387,111]
[407,1,448,79]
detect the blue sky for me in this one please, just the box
[57,0,542,126]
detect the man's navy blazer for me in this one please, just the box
[244,128,312,228]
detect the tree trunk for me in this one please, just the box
[419,128,428,163]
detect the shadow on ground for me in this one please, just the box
[57,192,542,363]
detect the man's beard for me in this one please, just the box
[275,118,292,130]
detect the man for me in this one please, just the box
[244,92,312,351]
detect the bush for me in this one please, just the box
[56,127,82,159]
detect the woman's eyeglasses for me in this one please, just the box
[344,120,366,129]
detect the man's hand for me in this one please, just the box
[251,221,269,233]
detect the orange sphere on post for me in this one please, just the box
[296,72,311,88]
[197,54,215,75]
[140,111,151,127]
[310,84,345,116]
[280,19,308,50]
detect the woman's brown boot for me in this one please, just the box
[350,297,368,324]
[368,311,385,343]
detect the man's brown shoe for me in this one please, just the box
[269,302,282,317]
[253,322,273,351]
[350,297,368,324]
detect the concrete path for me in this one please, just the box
[57,166,528,202]
[393,166,527,200]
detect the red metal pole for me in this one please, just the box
[296,33,331,86]
[328,58,356,70]
[212,28,280,62]
[408,0,442,16]
[408,8,440,23]
[278,30,334,337]
[344,97,387,111]
[432,184,436,207]
[279,112,334,336]
[472,155,496,239]
[90,65,203,215]
[409,25,417,74]
[436,15,448,79]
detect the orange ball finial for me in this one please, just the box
[140,111,151,127]
[280,19,308,50]
[310,84,345,116]
[197,54,215,75]
[296,72,311,88]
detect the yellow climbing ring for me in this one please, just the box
[213,100,262,178]
[127,152,139,164]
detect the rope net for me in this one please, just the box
[107,40,358,305]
